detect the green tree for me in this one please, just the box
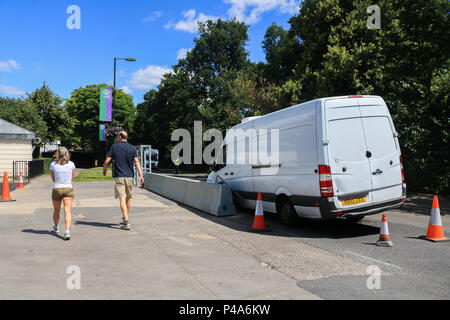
[0,96,47,141]
[135,18,252,167]
[27,82,74,145]
[263,0,449,193]
[65,84,135,159]
[262,23,301,84]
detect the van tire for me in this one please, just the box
[278,197,299,226]
[232,193,243,211]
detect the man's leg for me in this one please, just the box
[119,197,128,221]
[126,197,131,214]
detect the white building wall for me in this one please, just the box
[0,138,33,177]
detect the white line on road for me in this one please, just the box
[345,250,403,271]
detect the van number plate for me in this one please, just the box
[342,197,366,206]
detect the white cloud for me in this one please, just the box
[166,1,300,32]
[120,86,133,94]
[142,11,162,22]
[129,65,172,90]
[177,48,191,60]
[224,0,300,23]
[0,85,25,95]
[165,9,220,33]
[0,59,21,72]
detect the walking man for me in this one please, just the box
[103,131,144,230]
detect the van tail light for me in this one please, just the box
[399,155,405,184]
[319,165,334,197]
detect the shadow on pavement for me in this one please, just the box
[21,229,63,240]
[74,220,122,230]
[173,201,380,240]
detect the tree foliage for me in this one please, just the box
[65,84,135,157]
[134,1,448,194]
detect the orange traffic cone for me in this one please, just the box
[376,214,393,247]
[420,196,449,242]
[247,192,271,232]
[16,172,24,189]
[0,171,15,202]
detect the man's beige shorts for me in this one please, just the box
[113,177,134,199]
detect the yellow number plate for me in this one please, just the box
[342,197,367,206]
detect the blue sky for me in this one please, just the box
[0,0,300,105]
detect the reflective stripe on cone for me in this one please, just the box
[421,196,448,242]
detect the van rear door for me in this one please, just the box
[358,98,403,202]
[325,98,373,205]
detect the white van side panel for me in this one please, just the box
[251,101,320,215]
[219,121,254,202]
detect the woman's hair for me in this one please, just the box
[55,147,70,165]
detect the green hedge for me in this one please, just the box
[35,157,53,175]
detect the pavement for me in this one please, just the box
[0,175,318,300]
[0,174,449,300]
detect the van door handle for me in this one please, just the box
[224,172,228,175]
[372,169,383,175]
[230,172,234,175]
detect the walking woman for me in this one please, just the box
[50,147,76,240]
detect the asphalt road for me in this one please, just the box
[222,209,450,299]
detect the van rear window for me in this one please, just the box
[328,118,367,162]
[362,117,397,159]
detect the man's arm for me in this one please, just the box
[134,157,144,185]
[103,156,112,176]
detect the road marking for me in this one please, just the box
[345,250,403,271]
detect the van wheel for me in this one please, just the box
[232,193,243,211]
[278,197,299,226]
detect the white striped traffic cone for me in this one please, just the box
[247,192,271,232]
[376,214,393,247]
[420,196,449,242]
[17,172,24,189]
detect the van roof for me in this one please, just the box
[232,95,382,129]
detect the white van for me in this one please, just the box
[213,95,406,225]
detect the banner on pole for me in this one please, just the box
[99,124,106,141]
[99,87,112,121]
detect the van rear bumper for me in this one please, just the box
[320,197,404,219]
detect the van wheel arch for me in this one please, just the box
[276,195,299,226]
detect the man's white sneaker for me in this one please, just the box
[52,225,59,233]
[63,230,71,240]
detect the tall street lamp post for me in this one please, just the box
[106,57,136,170]
[113,57,136,122]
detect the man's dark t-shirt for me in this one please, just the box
[107,141,138,178]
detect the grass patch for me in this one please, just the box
[86,166,110,171]
[74,170,113,182]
